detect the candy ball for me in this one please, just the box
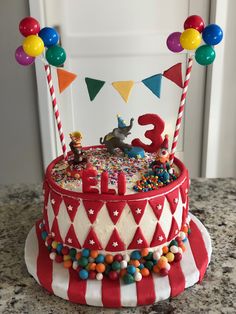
[127,265,136,275]
[88,257,95,263]
[131,251,141,260]
[49,252,56,260]
[95,254,105,263]
[96,273,103,281]
[165,262,171,271]
[63,255,71,262]
[19,17,40,37]
[166,32,183,53]
[153,264,160,273]
[111,261,121,271]
[72,261,78,270]
[179,231,186,240]
[23,35,44,57]
[96,263,106,273]
[38,27,59,47]
[62,246,69,255]
[178,247,183,254]
[105,254,114,264]
[174,253,182,262]
[64,260,72,268]
[153,251,161,261]
[69,248,77,258]
[169,240,178,247]
[144,261,154,271]
[144,252,153,260]
[162,246,169,254]
[51,241,58,249]
[89,270,97,280]
[120,260,128,269]
[90,250,99,259]
[160,268,169,276]
[123,253,130,262]
[184,15,205,33]
[41,231,48,240]
[123,273,135,284]
[82,248,90,257]
[166,252,175,263]
[157,256,168,269]
[141,268,150,277]
[15,46,35,66]
[134,272,142,282]
[109,271,119,281]
[46,45,66,67]
[79,269,88,280]
[114,254,123,262]
[141,248,149,257]
[195,45,216,66]
[170,245,179,254]
[55,255,63,263]
[202,24,223,45]
[56,243,63,254]
[180,28,201,50]
[78,257,88,267]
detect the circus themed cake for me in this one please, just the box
[17,15,223,307]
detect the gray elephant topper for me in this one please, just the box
[100,116,134,155]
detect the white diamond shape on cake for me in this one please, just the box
[158,197,172,239]
[137,203,157,244]
[57,200,72,241]
[116,204,137,248]
[93,204,114,248]
[173,189,184,229]
[47,199,55,231]
[73,202,91,246]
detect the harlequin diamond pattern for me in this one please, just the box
[44,184,187,251]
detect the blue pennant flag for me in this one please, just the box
[142,74,162,98]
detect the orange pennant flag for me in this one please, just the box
[57,68,77,93]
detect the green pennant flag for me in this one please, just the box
[85,77,106,101]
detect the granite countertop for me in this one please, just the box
[0,178,235,314]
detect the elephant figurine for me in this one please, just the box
[100,118,134,155]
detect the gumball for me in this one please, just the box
[23,35,44,57]
[195,45,216,66]
[46,45,66,66]
[19,17,40,37]
[202,24,223,45]
[39,27,59,47]
[15,46,35,66]
[180,28,201,50]
[184,15,205,33]
[166,32,184,53]
[109,271,119,281]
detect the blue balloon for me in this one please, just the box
[202,24,223,45]
[39,27,59,47]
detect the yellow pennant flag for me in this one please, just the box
[57,68,77,93]
[112,80,135,103]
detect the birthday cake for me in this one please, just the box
[19,14,223,307]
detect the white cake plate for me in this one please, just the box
[25,213,212,307]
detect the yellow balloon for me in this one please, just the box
[23,35,44,57]
[180,28,201,50]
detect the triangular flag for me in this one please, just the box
[149,195,165,220]
[83,200,104,224]
[112,80,135,103]
[167,216,179,241]
[127,200,147,224]
[50,190,62,217]
[105,228,125,252]
[150,223,167,247]
[85,77,105,101]
[63,196,80,223]
[128,227,149,249]
[106,201,126,225]
[163,63,183,88]
[83,227,103,250]
[65,224,81,249]
[166,188,180,215]
[142,74,162,98]
[57,68,77,93]
[51,217,63,243]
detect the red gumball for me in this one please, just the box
[109,271,119,281]
[89,271,97,279]
[19,17,40,37]
[159,268,169,277]
[114,254,123,262]
[174,253,182,262]
[184,15,205,33]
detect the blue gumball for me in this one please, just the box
[202,24,223,45]
[39,27,59,47]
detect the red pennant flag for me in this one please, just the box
[51,218,63,243]
[105,228,125,252]
[128,227,148,249]
[127,200,147,224]
[166,188,180,215]
[106,201,126,225]
[163,63,183,88]
[65,224,81,249]
[150,223,167,247]
[83,200,104,224]
[57,68,77,93]
[83,227,103,250]
[149,195,165,220]
[167,216,179,241]
[50,190,62,216]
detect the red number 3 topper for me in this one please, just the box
[132,113,165,153]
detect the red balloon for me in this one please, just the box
[184,15,205,33]
[19,17,40,37]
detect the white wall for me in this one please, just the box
[0,0,43,184]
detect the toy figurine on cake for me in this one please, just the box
[19,14,224,307]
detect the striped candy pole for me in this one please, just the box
[169,57,194,165]
[44,64,68,162]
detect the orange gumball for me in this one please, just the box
[105,254,114,264]
[96,263,106,273]
[63,260,72,268]
[130,260,140,267]
[162,246,169,254]
[120,269,127,278]
[90,250,98,259]
[141,248,149,257]
[157,256,168,269]
[88,263,96,271]
[76,252,82,260]
[153,264,160,273]
[141,268,150,277]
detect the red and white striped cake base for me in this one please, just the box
[25,213,211,307]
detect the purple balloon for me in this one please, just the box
[15,46,35,66]
[166,32,184,53]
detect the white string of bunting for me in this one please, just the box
[56,63,183,103]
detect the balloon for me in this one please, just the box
[46,45,66,66]
[166,32,184,53]
[180,28,201,50]
[15,46,35,66]
[23,35,44,57]
[195,45,216,66]
[39,27,59,47]
[19,17,40,37]
[184,15,205,33]
[202,24,223,45]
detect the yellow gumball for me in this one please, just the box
[23,35,44,57]
[180,28,201,50]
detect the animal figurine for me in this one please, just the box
[69,131,87,164]
[100,115,134,155]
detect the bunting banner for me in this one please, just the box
[56,62,183,103]
[112,80,135,103]
[142,74,162,98]
[56,68,77,93]
[163,63,183,88]
[85,78,106,101]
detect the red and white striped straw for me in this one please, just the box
[44,64,68,162]
[169,57,194,165]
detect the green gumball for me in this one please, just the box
[46,45,66,66]
[195,45,216,66]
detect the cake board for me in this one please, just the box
[25,213,212,308]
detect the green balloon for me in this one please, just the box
[195,45,216,66]
[46,45,66,66]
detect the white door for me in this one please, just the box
[30,0,210,177]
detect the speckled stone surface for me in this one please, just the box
[0,178,236,314]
